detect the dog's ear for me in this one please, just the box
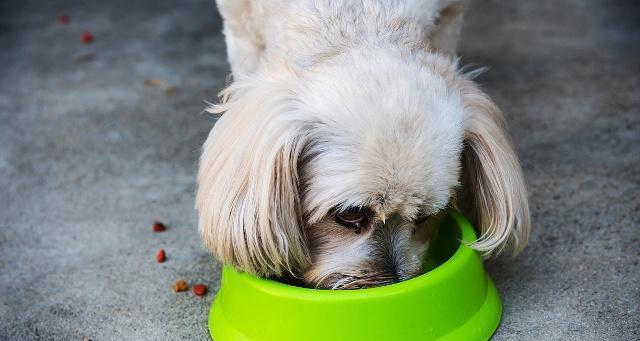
[196,69,310,277]
[428,0,468,55]
[456,78,531,256]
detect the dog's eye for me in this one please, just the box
[335,207,370,234]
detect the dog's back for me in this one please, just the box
[216,0,468,76]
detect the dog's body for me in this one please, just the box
[216,0,466,76]
[197,0,530,289]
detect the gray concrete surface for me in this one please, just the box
[0,0,638,340]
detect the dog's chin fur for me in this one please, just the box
[197,0,531,289]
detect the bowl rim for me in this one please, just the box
[222,210,478,300]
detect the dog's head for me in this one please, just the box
[196,50,530,289]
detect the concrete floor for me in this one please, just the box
[0,0,638,340]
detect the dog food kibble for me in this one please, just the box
[193,283,207,297]
[58,14,70,25]
[164,86,178,96]
[81,31,94,44]
[143,79,163,87]
[152,221,166,232]
[173,279,188,292]
[156,249,166,263]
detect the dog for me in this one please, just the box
[196,0,530,289]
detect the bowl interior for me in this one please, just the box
[421,216,461,273]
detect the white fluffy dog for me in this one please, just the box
[196,0,530,289]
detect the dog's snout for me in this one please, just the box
[372,216,424,283]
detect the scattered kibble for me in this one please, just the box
[143,79,162,87]
[152,221,166,232]
[81,31,94,44]
[58,14,70,25]
[173,279,188,292]
[156,249,166,263]
[149,218,204,298]
[193,283,207,297]
[164,86,178,96]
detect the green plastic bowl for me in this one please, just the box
[208,211,501,341]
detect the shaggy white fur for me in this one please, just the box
[196,0,530,288]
